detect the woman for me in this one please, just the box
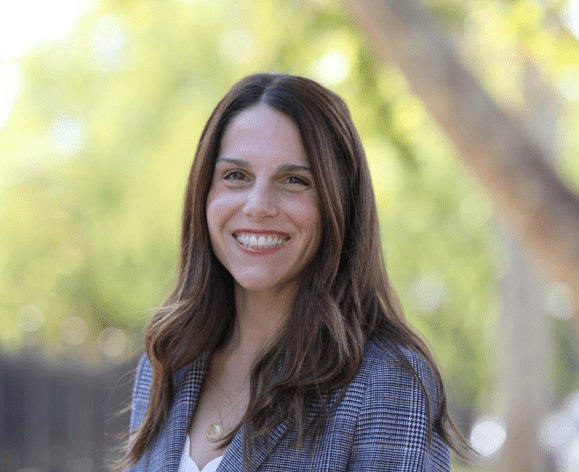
[124,73,472,471]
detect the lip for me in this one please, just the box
[232,229,290,236]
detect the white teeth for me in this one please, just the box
[234,233,289,249]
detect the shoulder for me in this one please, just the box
[341,338,450,471]
[358,339,439,409]
[351,338,442,430]
[131,351,192,402]
[129,351,203,432]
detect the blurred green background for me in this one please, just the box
[1,0,579,470]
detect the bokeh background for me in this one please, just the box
[1,0,579,470]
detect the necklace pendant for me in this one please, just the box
[206,422,224,442]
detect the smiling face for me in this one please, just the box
[206,105,322,297]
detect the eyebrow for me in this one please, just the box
[215,157,312,173]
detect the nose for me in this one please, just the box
[243,181,278,219]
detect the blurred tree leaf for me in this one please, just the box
[1,3,578,467]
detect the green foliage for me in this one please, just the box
[1,0,578,466]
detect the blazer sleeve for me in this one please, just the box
[348,348,451,471]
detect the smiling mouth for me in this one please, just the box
[233,232,290,250]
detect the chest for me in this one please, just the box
[187,379,249,470]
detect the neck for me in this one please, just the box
[222,283,296,365]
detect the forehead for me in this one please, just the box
[219,105,309,165]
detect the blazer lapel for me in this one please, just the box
[217,417,291,471]
[217,389,342,471]
[148,350,292,472]
[148,350,212,472]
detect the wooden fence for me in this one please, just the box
[0,353,137,472]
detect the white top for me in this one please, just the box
[179,434,224,472]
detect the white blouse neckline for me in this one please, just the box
[179,434,224,472]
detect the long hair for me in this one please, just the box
[124,73,473,468]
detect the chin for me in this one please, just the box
[236,280,279,293]
[233,274,294,295]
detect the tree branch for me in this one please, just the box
[344,0,579,317]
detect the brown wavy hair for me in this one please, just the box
[123,73,473,468]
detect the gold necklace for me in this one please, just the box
[205,357,250,443]
[206,390,249,442]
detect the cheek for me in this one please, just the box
[206,190,237,232]
[206,193,233,262]
[290,196,321,234]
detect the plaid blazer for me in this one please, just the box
[129,340,451,471]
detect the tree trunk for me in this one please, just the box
[343,0,579,328]
[498,230,553,472]
[495,58,559,472]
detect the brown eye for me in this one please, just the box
[285,176,308,185]
[224,171,246,181]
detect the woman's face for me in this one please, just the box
[206,105,322,296]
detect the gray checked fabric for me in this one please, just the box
[128,339,451,471]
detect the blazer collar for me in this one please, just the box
[151,350,291,472]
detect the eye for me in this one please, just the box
[224,170,247,181]
[284,175,309,185]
